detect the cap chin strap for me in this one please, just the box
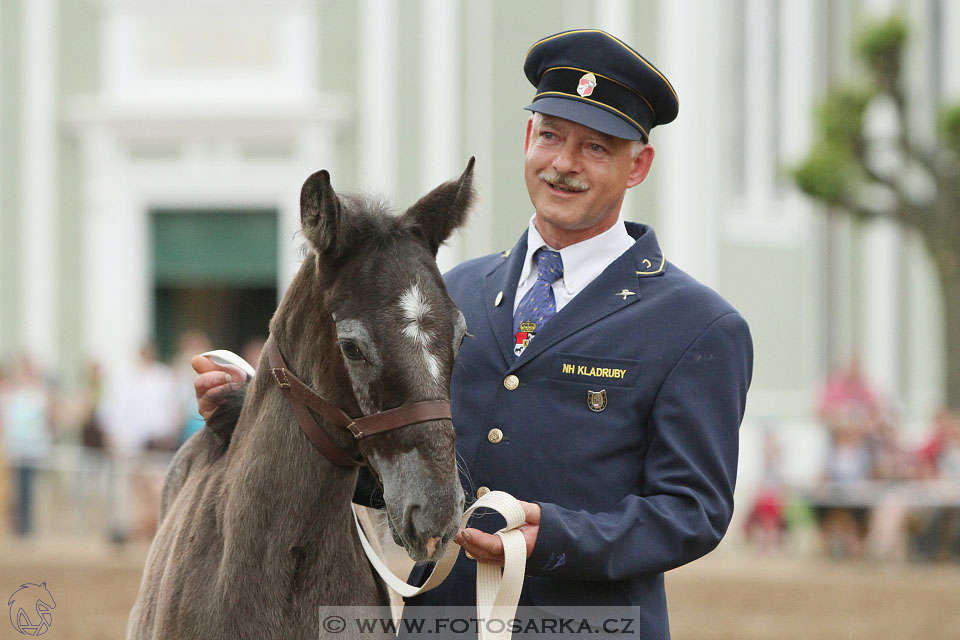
[199,348,526,638]
[353,490,527,640]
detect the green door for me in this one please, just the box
[151,209,279,361]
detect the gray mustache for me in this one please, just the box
[539,172,589,191]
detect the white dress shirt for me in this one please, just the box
[513,214,636,314]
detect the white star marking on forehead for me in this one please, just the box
[399,283,441,382]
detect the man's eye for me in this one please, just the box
[338,341,364,361]
[589,143,605,152]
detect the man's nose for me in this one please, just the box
[552,142,579,173]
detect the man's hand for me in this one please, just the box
[191,355,247,421]
[453,500,541,566]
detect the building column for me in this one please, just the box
[421,0,462,273]
[656,0,721,287]
[359,0,398,196]
[20,0,58,369]
[462,0,494,258]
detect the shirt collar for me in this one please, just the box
[519,214,636,296]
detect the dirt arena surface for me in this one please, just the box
[0,537,958,639]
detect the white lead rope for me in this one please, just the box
[353,491,527,640]
[200,350,527,639]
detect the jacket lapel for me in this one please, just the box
[482,234,529,365]
[507,223,665,370]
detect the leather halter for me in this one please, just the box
[264,335,453,467]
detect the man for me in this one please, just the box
[195,29,752,638]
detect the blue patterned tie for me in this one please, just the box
[513,249,564,356]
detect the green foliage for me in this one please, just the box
[816,86,875,146]
[940,104,960,154]
[791,142,855,204]
[857,15,908,82]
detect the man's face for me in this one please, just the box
[523,114,654,248]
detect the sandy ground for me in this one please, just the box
[0,537,958,639]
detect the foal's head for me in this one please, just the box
[290,159,475,561]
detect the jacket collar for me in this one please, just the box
[482,222,666,368]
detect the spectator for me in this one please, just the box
[744,429,787,554]
[171,331,212,446]
[818,357,880,429]
[0,355,52,535]
[99,342,178,542]
[912,410,960,562]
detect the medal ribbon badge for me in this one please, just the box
[514,321,537,357]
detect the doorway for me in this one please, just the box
[151,208,278,361]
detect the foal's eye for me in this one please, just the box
[338,340,365,361]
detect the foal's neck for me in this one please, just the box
[223,257,364,543]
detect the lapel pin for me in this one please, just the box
[495,291,504,307]
[587,389,607,412]
[616,289,635,300]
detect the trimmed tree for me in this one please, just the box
[793,16,960,410]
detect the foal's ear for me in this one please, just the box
[300,169,343,258]
[403,157,476,256]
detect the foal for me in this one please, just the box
[128,160,475,639]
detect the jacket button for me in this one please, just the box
[487,428,503,444]
[476,486,490,498]
[503,375,519,390]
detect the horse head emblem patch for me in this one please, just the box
[8,582,55,636]
[587,389,607,412]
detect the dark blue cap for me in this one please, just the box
[523,29,679,142]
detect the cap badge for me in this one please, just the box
[587,389,607,412]
[577,72,597,98]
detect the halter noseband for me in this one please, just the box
[264,335,453,467]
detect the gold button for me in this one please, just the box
[488,428,503,444]
[476,486,490,498]
[503,375,519,390]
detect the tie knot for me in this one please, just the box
[535,249,564,284]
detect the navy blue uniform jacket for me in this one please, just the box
[405,222,753,638]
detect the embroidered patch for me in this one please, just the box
[552,354,641,387]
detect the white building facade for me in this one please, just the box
[1,0,957,486]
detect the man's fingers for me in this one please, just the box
[193,356,247,421]
[197,380,244,421]
[454,528,505,565]
[191,355,246,380]
[195,370,234,398]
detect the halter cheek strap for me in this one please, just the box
[264,335,453,467]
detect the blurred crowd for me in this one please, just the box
[744,358,960,562]
[0,331,264,543]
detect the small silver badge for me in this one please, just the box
[587,389,607,412]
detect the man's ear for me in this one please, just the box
[627,143,655,189]
[403,157,477,256]
[300,169,343,259]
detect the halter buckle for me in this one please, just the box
[347,422,364,439]
[270,367,291,389]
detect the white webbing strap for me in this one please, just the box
[198,350,258,378]
[352,490,528,639]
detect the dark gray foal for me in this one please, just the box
[128,160,476,639]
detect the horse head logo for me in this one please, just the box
[8,582,55,636]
